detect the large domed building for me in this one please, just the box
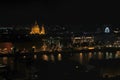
[30,21,45,35]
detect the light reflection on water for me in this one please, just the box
[0,51,120,65]
[79,53,83,64]
[42,54,49,61]
[34,55,37,59]
[23,56,26,59]
[98,52,102,60]
[58,53,62,61]
[115,51,120,58]
[50,54,55,61]
[3,57,8,64]
[88,52,92,60]
[0,51,120,79]
[2,57,14,64]
[41,53,62,62]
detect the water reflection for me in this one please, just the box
[1,51,120,65]
[109,52,113,59]
[106,52,109,59]
[79,53,83,64]
[98,52,102,60]
[88,52,92,60]
[3,57,8,64]
[105,52,114,59]
[93,52,97,59]
[50,54,55,61]
[23,56,26,59]
[42,54,49,61]
[115,51,120,58]
[0,51,120,79]
[34,55,37,59]
[58,53,62,61]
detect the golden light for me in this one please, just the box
[58,53,62,61]
[115,51,120,58]
[3,57,8,64]
[50,54,55,61]
[0,42,13,52]
[42,54,48,61]
[79,53,83,63]
[32,46,36,52]
[98,52,102,59]
[34,55,37,59]
[30,21,45,35]
[88,52,92,60]
[88,47,94,50]
[32,46,36,49]
[23,56,26,59]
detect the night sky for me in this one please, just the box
[0,0,120,28]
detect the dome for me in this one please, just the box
[104,27,110,33]
[30,21,45,35]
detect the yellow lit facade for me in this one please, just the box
[30,21,45,35]
[41,24,45,34]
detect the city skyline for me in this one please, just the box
[0,22,120,33]
[1,1,120,80]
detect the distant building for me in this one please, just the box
[30,21,45,35]
[96,28,102,33]
[113,28,120,34]
[104,27,110,33]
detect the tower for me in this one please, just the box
[104,27,110,33]
[30,21,41,34]
[41,24,45,34]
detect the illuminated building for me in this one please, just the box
[104,27,110,33]
[72,36,95,50]
[113,28,120,33]
[0,42,13,53]
[30,21,45,35]
[72,36,94,44]
[41,42,47,51]
[41,24,45,34]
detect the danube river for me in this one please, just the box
[0,42,120,80]
[0,51,120,80]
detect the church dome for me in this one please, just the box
[30,21,45,35]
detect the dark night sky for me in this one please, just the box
[0,0,120,28]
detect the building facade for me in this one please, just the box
[30,21,45,35]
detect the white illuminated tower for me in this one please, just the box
[104,27,110,33]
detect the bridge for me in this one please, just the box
[0,47,119,58]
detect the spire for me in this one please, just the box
[35,20,38,25]
[41,24,45,34]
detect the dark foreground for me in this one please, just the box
[0,58,120,80]
[0,60,98,80]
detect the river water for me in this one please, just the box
[0,42,120,80]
